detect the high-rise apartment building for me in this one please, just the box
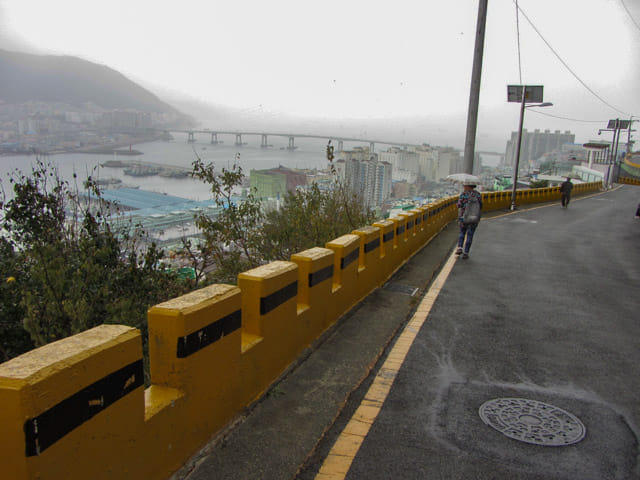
[335,147,392,206]
[378,147,419,175]
[504,129,575,167]
[406,146,463,182]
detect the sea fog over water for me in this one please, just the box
[0,133,333,201]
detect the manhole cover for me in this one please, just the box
[383,283,418,296]
[479,398,586,446]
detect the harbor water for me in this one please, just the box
[0,132,332,201]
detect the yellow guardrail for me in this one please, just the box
[0,181,601,480]
[619,176,640,185]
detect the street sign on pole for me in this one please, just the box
[607,119,630,130]
[507,85,544,103]
[507,84,550,210]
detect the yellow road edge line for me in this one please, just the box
[314,250,459,480]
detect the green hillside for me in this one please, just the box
[0,49,179,114]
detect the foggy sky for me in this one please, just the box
[1,0,639,152]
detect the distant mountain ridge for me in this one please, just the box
[0,49,179,114]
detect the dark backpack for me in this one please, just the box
[463,194,481,224]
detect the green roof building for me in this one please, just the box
[250,167,307,199]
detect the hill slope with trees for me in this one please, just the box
[0,49,180,114]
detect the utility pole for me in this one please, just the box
[506,85,551,210]
[600,119,630,188]
[510,91,527,210]
[463,0,489,174]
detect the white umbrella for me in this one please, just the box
[445,173,481,185]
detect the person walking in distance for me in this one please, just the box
[560,177,573,208]
[455,182,483,259]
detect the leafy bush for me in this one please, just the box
[0,160,188,370]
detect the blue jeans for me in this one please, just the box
[458,222,478,254]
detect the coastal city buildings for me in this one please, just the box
[0,100,187,154]
[504,129,575,168]
[378,145,464,183]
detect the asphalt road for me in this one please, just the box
[179,185,640,480]
[299,184,640,480]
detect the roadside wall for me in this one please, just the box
[0,183,601,479]
[619,176,640,185]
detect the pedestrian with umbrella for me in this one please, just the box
[447,174,483,259]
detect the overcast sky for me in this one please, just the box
[1,0,639,151]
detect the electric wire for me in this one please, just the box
[514,1,631,117]
[526,109,609,123]
[529,109,639,126]
[620,0,640,33]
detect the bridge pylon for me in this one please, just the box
[287,136,297,150]
[210,133,220,145]
[187,132,195,143]
[261,135,268,148]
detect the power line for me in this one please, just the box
[526,109,609,123]
[620,0,640,33]
[514,1,631,117]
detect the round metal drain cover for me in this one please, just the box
[479,398,586,446]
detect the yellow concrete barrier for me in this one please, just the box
[423,204,437,239]
[291,247,335,339]
[325,234,361,322]
[352,226,383,299]
[145,284,243,478]
[411,207,425,237]
[619,176,640,185]
[398,210,419,254]
[390,214,410,263]
[0,325,144,480]
[373,219,399,279]
[433,199,447,230]
[445,197,458,222]
[238,261,300,394]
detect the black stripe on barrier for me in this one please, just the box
[260,281,298,315]
[383,231,394,243]
[24,359,144,457]
[340,248,359,270]
[364,237,380,253]
[396,225,405,235]
[407,220,414,229]
[176,310,241,358]
[308,264,334,287]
